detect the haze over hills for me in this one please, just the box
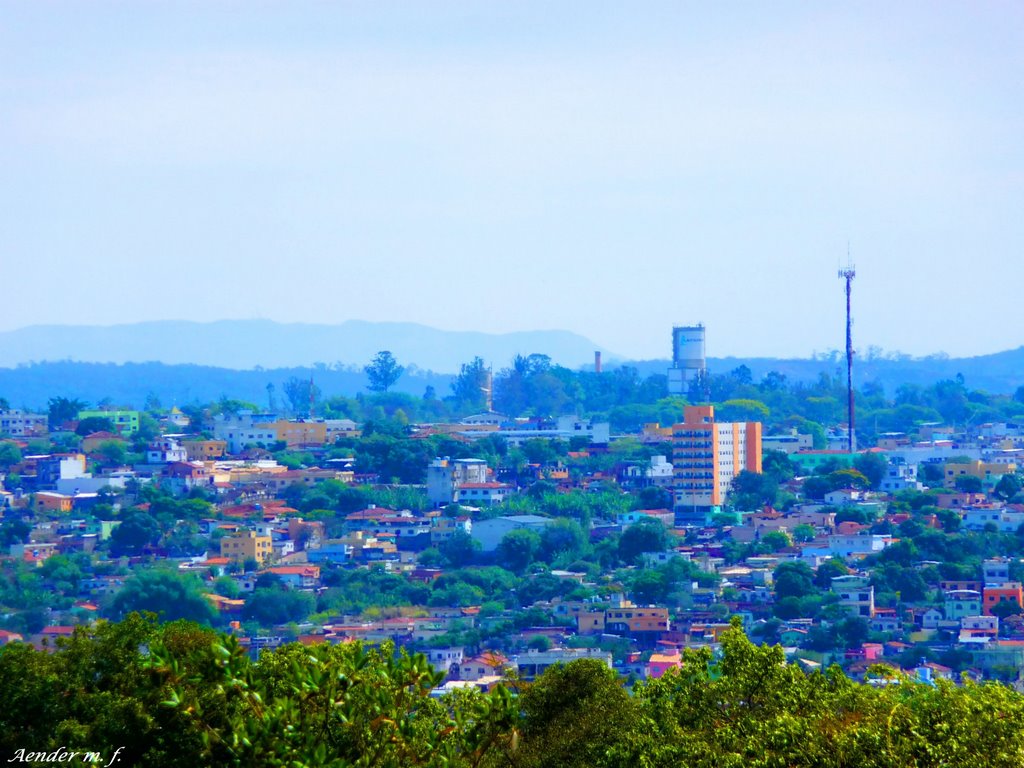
[0,320,614,372]
[0,320,1022,408]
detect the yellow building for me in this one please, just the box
[80,431,127,454]
[671,405,762,516]
[181,439,227,460]
[220,530,273,564]
[256,420,329,448]
[944,460,1017,489]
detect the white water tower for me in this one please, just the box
[667,324,706,394]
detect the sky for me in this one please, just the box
[2,2,1022,361]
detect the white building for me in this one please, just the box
[467,416,610,447]
[218,427,279,454]
[146,437,188,464]
[983,558,1012,585]
[962,507,1024,533]
[878,459,923,493]
[427,647,465,675]
[803,534,892,560]
[761,431,814,455]
[0,410,47,437]
[470,515,553,552]
[426,458,490,505]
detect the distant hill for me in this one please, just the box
[626,347,1024,395]
[0,361,455,411]
[0,320,612,372]
[0,320,1021,407]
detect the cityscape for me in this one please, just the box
[3,2,1024,766]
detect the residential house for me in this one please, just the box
[646,648,683,678]
[264,565,320,589]
[945,590,983,621]
[146,437,188,464]
[832,574,875,619]
[960,615,999,642]
[514,648,611,680]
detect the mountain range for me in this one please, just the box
[0,320,1021,408]
[0,320,611,372]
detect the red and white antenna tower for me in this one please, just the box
[838,254,856,453]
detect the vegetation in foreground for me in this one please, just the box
[2,614,1023,768]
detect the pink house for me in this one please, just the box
[862,643,884,661]
[646,649,683,679]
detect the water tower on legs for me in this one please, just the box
[667,324,706,395]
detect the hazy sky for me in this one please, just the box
[2,2,1022,361]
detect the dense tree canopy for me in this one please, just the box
[3,616,1024,768]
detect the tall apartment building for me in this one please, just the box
[671,405,761,521]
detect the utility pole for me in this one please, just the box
[838,260,857,453]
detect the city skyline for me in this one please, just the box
[2,2,1022,360]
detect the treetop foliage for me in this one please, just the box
[3,615,1023,767]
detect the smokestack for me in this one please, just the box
[594,351,602,373]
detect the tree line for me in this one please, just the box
[2,614,1023,767]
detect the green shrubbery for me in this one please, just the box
[2,615,1023,767]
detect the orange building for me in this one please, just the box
[670,405,761,518]
[33,491,73,514]
[604,599,671,640]
[983,583,1024,616]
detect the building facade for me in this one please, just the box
[670,405,761,520]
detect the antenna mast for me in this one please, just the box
[838,257,856,453]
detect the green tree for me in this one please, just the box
[730,469,779,510]
[760,529,793,552]
[990,599,1023,619]
[497,528,542,573]
[109,511,160,556]
[955,475,984,493]
[76,415,116,436]
[244,587,316,625]
[994,473,1022,501]
[96,439,127,466]
[47,396,87,427]
[0,442,22,469]
[364,350,405,393]
[773,561,816,599]
[853,452,888,490]
[450,356,489,412]
[539,518,586,562]
[107,570,217,625]
[618,519,669,564]
[516,658,640,768]
[282,376,321,417]
[813,558,850,589]
[793,523,816,542]
[439,529,479,568]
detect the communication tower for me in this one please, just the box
[838,262,856,452]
